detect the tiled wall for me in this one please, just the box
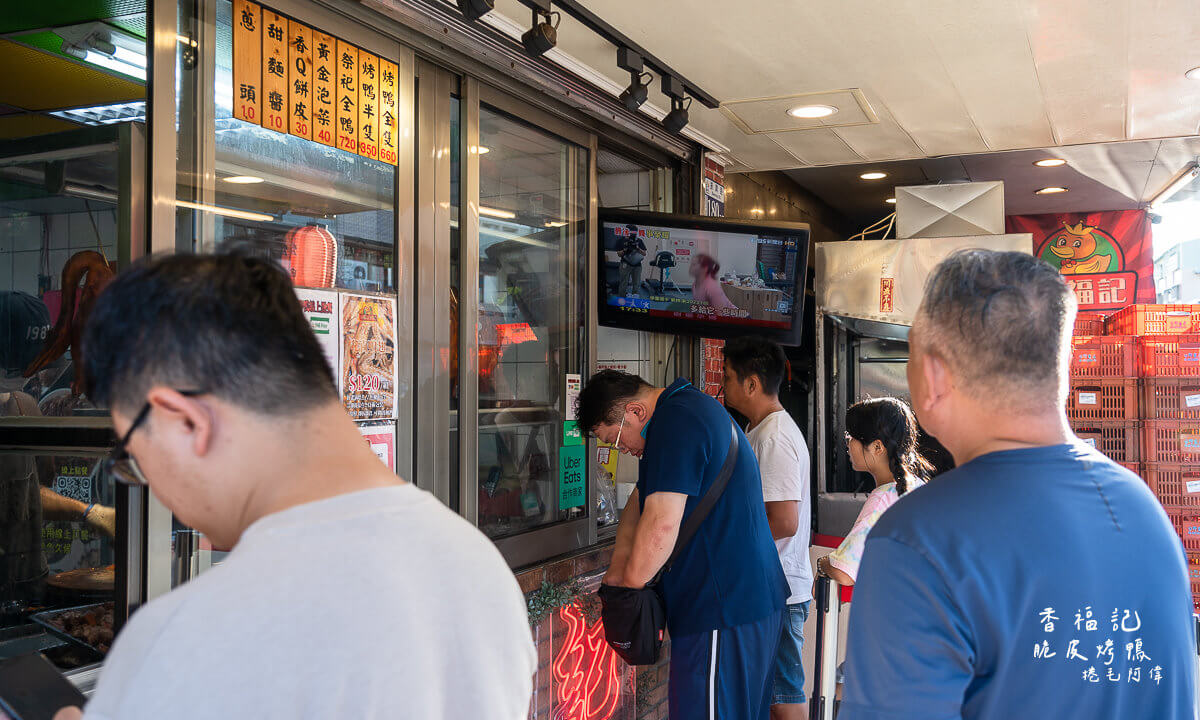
[0,211,119,296]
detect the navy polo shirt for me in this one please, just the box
[841,443,1196,720]
[638,378,788,637]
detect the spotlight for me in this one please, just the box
[455,0,494,22]
[522,8,559,57]
[620,72,652,111]
[663,96,691,133]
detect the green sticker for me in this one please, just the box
[563,420,583,446]
[558,445,586,510]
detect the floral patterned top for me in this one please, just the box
[826,478,925,583]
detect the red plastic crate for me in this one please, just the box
[1073,312,1107,336]
[1138,334,1200,377]
[1140,378,1200,420]
[1066,379,1139,422]
[1105,304,1200,335]
[1071,421,1140,463]
[1144,463,1200,510]
[1069,336,1138,379]
[1141,420,1200,464]
[1168,510,1200,551]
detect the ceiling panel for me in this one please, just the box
[1126,0,1200,139]
[0,40,144,112]
[769,129,864,166]
[834,104,925,162]
[1023,0,1128,144]
[910,0,1055,150]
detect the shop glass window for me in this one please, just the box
[476,106,588,539]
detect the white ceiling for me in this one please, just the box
[478,0,1200,181]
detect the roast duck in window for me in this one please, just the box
[23,250,116,396]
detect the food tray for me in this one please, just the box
[30,602,111,656]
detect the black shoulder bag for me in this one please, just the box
[597,418,740,666]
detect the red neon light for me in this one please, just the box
[552,604,622,720]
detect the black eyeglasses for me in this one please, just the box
[98,390,205,486]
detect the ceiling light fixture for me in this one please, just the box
[480,206,517,219]
[1186,66,1200,80]
[885,198,896,204]
[1034,158,1067,168]
[477,146,490,154]
[521,4,560,57]
[661,75,691,133]
[455,0,494,22]
[860,172,887,180]
[616,47,652,112]
[1149,162,1200,208]
[544,221,567,228]
[1035,186,1069,195]
[222,175,264,184]
[787,104,837,119]
[177,200,274,222]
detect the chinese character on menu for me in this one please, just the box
[239,84,256,102]
[1039,608,1060,632]
[317,43,330,61]
[268,91,283,112]
[317,66,331,83]
[293,35,308,54]
[268,57,285,78]
[240,8,256,31]
[1065,639,1089,662]
[341,52,354,70]
[267,23,283,42]
[293,80,309,97]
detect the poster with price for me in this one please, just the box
[335,40,359,153]
[358,423,396,472]
[312,30,336,146]
[295,288,339,378]
[287,20,313,140]
[232,0,261,124]
[261,9,288,134]
[340,294,397,420]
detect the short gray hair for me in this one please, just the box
[914,249,1076,411]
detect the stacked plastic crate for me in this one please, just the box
[1107,305,1200,606]
[1067,311,1140,474]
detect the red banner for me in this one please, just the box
[1006,211,1156,312]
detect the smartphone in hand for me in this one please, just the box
[0,654,86,720]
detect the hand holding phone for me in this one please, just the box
[0,654,86,720]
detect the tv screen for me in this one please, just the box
[599,210,810,344]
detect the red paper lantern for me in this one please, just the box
[283,224,339,288]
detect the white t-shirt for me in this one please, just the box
[747,410,813,605]
[84,485,535,720]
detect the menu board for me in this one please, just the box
[340,294,398,420]
[230,1,398,166]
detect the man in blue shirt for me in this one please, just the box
[840,250,1196,719]
[577,370,787,719]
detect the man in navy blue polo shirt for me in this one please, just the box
[840,250,1196,719]
[577,370,787,720]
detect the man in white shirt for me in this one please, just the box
[53,254,534,720]
[722,336,812,720]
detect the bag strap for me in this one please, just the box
[658,418,740,576]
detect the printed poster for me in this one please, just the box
[340,294,398,420]
[295,288,339,379]
[1006,211,1156,312]
[358,423,396,472]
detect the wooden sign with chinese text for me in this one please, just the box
[335,40,359,154]
[378,59,398,166]
[287,20,313,140]
[312,30,336,147]
[231,2,399,164]
[232,0,261,123]
[261,9,288,133]
[356,51,379,161]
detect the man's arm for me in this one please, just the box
[764,500,799,540]
[603,489,640,586]
[617,491,688,589]
[839,537,975,720]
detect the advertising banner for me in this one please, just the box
[340,294,398,420]
[295,288,339,378]
[1006,210,1156,312]
[358,423,396,472]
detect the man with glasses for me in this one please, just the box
[53,254,535,720]
[576,369,787,720]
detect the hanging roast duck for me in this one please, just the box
[24,250,115,395]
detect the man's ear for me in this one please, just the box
[922,351,953,412]
[144,388,216,457]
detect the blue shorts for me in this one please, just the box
[772,601,811,705]
[669,609,784,720]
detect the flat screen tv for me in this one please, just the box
[599,209,810,345]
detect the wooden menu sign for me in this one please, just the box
[231,1,398,166]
